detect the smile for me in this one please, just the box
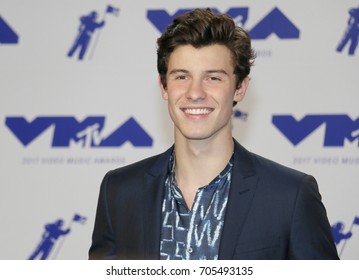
[183,108,212,115]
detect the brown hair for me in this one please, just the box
[157,8,255,91]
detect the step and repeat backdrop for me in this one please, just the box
[1,0,358,260]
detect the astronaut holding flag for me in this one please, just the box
[50,213,88,259]
[28,219,71,260]
[29,213,87,260]
[88,5,120,59]
[332,215,359,257]
[68,5,120,60]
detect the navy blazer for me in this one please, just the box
[89,140,339,259]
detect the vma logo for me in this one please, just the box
[147,7,300,39]
[272,114,359,147]
[5,116,153,148]
[0,16,19,44]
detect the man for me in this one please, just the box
[89,9,339,260]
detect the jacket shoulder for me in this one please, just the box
[252,152,308,180]
[102,146,172,189]
[234,140,309,183]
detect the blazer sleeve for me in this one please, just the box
[88,171,117,260]
[288,175,339,259]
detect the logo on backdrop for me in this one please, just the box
[0,16,19,44]
[336,6,359,56]
[272,114,359,167]
[147,7,300,40]
[28,213,86,260]
[233,109,248,121]
[272,114,359,147]
[67,5,119,60]
[5,116,153,148]
[331,216,359,258]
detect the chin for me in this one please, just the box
[183,132,212,141]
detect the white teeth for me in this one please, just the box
[184,108,211,115]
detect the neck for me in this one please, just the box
[173,134,234,209]
[173,134,234,191]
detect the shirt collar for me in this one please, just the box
[168,150,234,191]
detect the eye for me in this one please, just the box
[207,76,222,81]
[175,75,187,80]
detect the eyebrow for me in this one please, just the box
[168,69,189,75]
[168,69,229,75]
[206,69,229,75]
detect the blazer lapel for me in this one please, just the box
[138,142,257,259]
[219,140,259,259]
[142,146,173,259]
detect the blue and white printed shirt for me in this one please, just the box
[160,153,233,260]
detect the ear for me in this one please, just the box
[234,76,250,103]
[158,75,168,100]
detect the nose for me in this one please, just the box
[185,79,206,101]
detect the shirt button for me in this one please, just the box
[187,247,193,254]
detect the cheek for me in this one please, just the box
[166,95,177,112]
[165,86,184,103]
[220,92,237,106]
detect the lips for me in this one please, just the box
[182,108,213,115]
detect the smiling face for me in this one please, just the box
[160,44,249,143]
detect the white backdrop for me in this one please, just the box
[1,0,358,260]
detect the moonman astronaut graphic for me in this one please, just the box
[337,6,359,55]
[67,11,105,60]
[331,222,352,245]
[28,219,70,260]
[331,216,359,257]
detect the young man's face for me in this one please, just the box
[160,44,248,142]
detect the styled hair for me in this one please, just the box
[157,8,255,92]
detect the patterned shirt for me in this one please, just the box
[160,153,233,260]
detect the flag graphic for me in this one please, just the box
[73,213,87,224]
[106,5,120,16]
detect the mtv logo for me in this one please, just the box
[272,114,359,147]
[5,116,153,148]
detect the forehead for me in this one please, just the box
[167,44,234,71]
